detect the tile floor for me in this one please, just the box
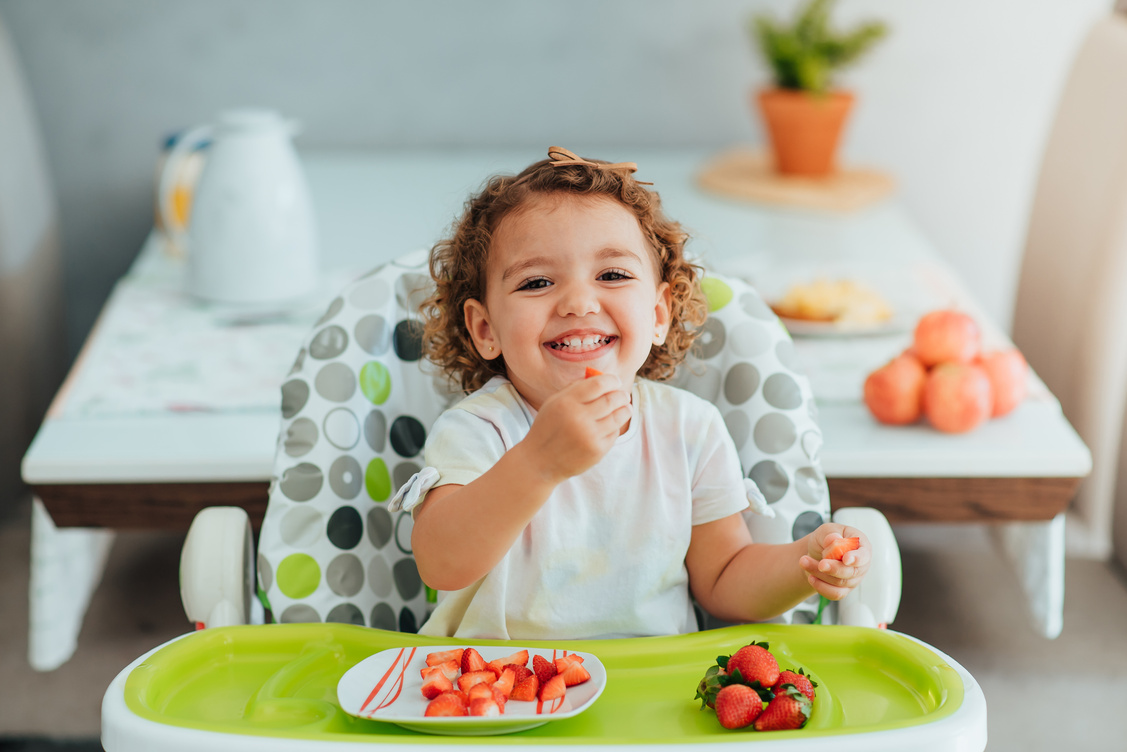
[2,495,1126,750]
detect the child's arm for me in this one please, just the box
[412,373,631,591]
[685,514,871,623]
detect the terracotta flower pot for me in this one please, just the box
[756,89,855,177]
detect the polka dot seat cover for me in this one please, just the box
[257,250,831,631]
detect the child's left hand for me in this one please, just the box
[799,524,871,601]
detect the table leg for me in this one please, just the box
[28,497,115,671]
[990,513,1066,639]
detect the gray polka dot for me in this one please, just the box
[367,506,393,549]
[390,416,426,457]
[257,553,273,592]
[693,318,726,360]
[393,320,425,361]
[315,362,356,402]
[327,506,363,550]
[753,413,797,454]
[349,277,392,309]
[368,553,393,597]
[775,339,799,371]
[723,410,751,451]
[364,410,388,452]
[394,510,414,555]
[740,291,776,320]
[279,505,322,547]
[288,349,307,376]
[316,297,344,326]
[326,554,365,597]
[795,466,828,506]
[326,603,365,626]
[329,455,363,500]
[399,608,419,633]
[324,408,360,450]
[396,273,433,315]
[355,315,392,356]
[394,461,422,492]
[281,379,310,419]
[749,460,789,504]
[724,362,760,405]
[393,557,423,600]
[309,325,349,360]
[280,462,323,501]
[279,604,321,623]
[370,602,397,631]
[672,363,721,403]
[284,418,318,457]
[792,511,825,541]
[801,430,822,462]
[791,609,817,625]
[763,373,803,410]
[730,320,772,358]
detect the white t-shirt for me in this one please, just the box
[400,376,752,640]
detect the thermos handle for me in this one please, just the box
[157,124,213,254]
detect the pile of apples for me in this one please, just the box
[863,310,1028,433]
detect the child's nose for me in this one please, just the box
[556,281,600,317]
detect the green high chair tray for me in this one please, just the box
[102,623,986,751]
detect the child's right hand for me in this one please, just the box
[521,373,632,483]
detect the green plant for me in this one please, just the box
[751,0,887,94]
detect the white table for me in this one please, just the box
[22,148,1091,669]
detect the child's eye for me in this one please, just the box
[517,277,551,291]
[598,268,633,282]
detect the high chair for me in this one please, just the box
[102,251,986,751]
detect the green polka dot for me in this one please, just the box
[365,458,392,501]
[426,585,438,604]
[276,554,321,599]
[359,361,392,404]
[701,277,733,312]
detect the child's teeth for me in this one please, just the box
[555,335,608,351]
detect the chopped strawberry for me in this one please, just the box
[774,669,817,702]
[726,642,780,688]
[424,692,467,717]
[538,673,566,702]
[425,648,464,667]
[509,674,539,702]
[533,654,557,686]
[445,689,469,706]
[505,664,534,683]
[754,686,811,731]
[456,669,496,693]
[466,682,495,703]
[714,684,764,730]
[421,660,459,682]
[584,367,602,378]
[469,696,502,717]
[823,536,861,562]
[460,647,487,674]
[492,667,517,699]
[486,653,528,678]
[557,660,591,687]
[421,671,454,700]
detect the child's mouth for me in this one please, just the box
[546,334,616,353]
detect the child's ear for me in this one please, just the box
[464,299,501,359]
[653,282,673,345]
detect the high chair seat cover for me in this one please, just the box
[257,250,831,631]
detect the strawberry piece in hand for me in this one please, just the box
[714,684,764,730]
[823,536,861,561]
[584,367,602,378]
[754,686,811,731]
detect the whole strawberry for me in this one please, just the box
[774,669,817,702]
[726,642,780,688]
[694,664,726,709]
[714,684,763,730]
[754,686,811,731]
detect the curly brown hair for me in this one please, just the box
[422,149,708,393]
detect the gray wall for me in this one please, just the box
[0,0,1112,361]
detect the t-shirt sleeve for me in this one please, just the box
[422,406,508,489]
[690,406,752,526]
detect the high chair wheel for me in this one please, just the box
[180,506,254,628]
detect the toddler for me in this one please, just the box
[390,147,870,639]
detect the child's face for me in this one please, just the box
[464,194,672,410]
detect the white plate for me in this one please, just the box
[777,314,914,338]
[337,645,607,736]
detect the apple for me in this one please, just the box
[913,310,982,367]
[979,348,1028,417]
[923,362,994,433]
[864,353,927,425]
